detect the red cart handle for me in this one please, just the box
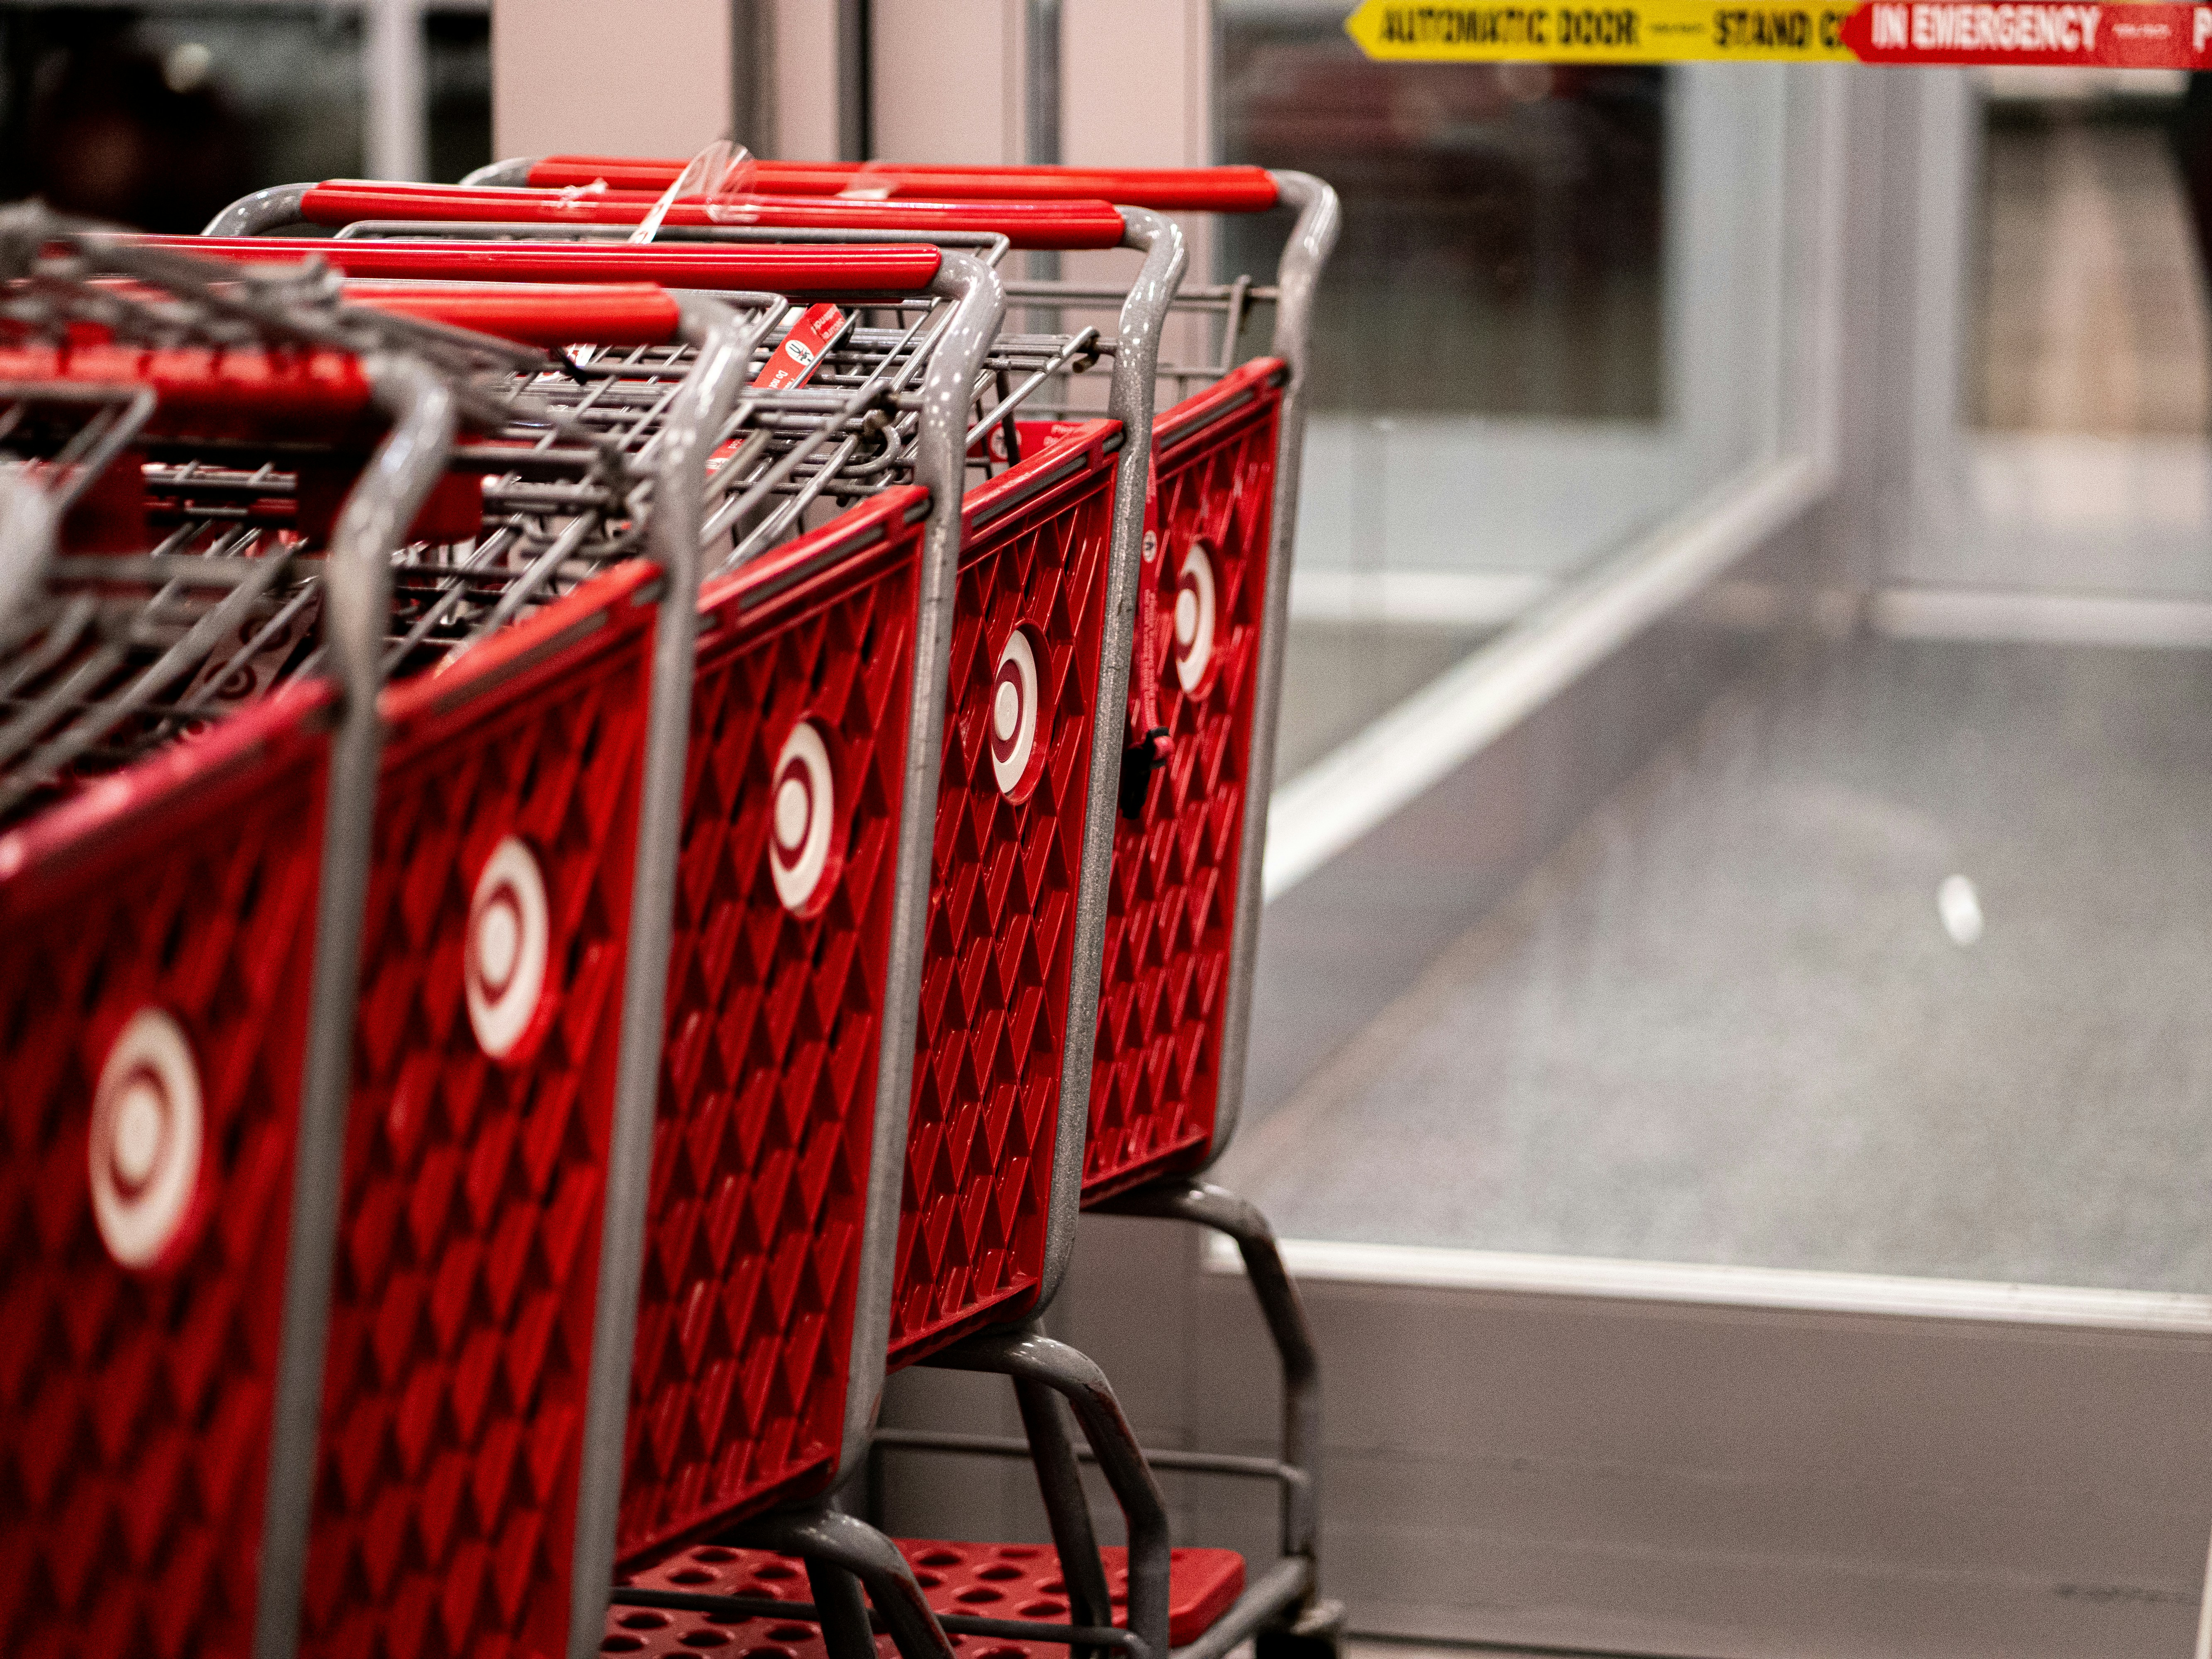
[338,281,685,347]
[287,181,1130,252]
[165,235,944,297]
[0,342,380,438]
[527,156,1283,214]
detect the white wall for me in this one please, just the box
[491,0,732,161]
[1060,0,1214,365]
[870,0,1026,165]
[1061,0,1211,172]
[767,0,839,161]
[491,0,1215,187]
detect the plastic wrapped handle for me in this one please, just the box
[286,181,1131,251]
[161,234,946,297]
[525,157,1284,214]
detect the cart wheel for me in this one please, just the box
[1255,1598,1346,1659]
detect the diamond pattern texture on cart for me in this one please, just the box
[895,472,1112,1357]
[0,735,326,1659]
[301,633,650,1659]
[1088,398,1280,1199]
[618,553,918,1560]
[612,1537,1246,1657]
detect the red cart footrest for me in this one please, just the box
[614,1538,1245,1656]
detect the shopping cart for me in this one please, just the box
[192,225,1157,1658]
[328,243,1012,1659]
[0,221,467,1659]
[198,190,1213,1659]
[0,218,767,1659]
[450,157,1348,1659]
[208,181,1194,1336]
[455,158,1338,1207]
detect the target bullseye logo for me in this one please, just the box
[465,836,551,1061]
[770,720,838,915]
[990,628,1046,800]
[1173,540,1219,695]
[90,1008,205,1270]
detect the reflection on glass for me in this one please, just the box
[1972,68,2209,435]
[1939,68,2212,598]
[1218,7,1791,789]
[1221,34,1665,420]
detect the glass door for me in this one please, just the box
[1159,41,2212,1658]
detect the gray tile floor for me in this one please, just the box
[1228,632,2212,1293]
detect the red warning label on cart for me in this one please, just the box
[1344,0,2212,63]
[751,303,845,391]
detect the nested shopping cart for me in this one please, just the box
[335,240,1018,1659]
[282,161,1341,1659]
[0,220,775,1659]
[375,156,1337,1213]
[0,223,465,1659]
[200,173,1192,1544]
[188,212,1195,1659]
[788,163,1344,1659]
[443,155,1346,1659]
[200,178,1181,1343]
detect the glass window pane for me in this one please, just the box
[1217,6,1798,790]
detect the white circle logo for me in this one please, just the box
[1173,541,1218,695]
[90,1009,205,1270]
[769,721,837,914]
[465,836,551,1060]
[990,629,1044,800]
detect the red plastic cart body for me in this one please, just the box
[1087,361,1286,1201]
[612,419,1124,1574]
[0,685,334,1659]
[616,488,927,1564]
[892,418,1120,1360]
[302,561,662,1659]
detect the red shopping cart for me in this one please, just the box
[195,181,1186,1462]
[450,159,1349,1659]
[355,158,1338,1210]
[252,235,1093,1654]
[334,253,986,1659]
[0,221,769,1659]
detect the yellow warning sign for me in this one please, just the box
[1344,0,1854,59]
[1341,0,2193,64]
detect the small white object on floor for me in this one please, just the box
[1939,873,1985,946]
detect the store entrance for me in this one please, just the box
[1077,46,2212,1659]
